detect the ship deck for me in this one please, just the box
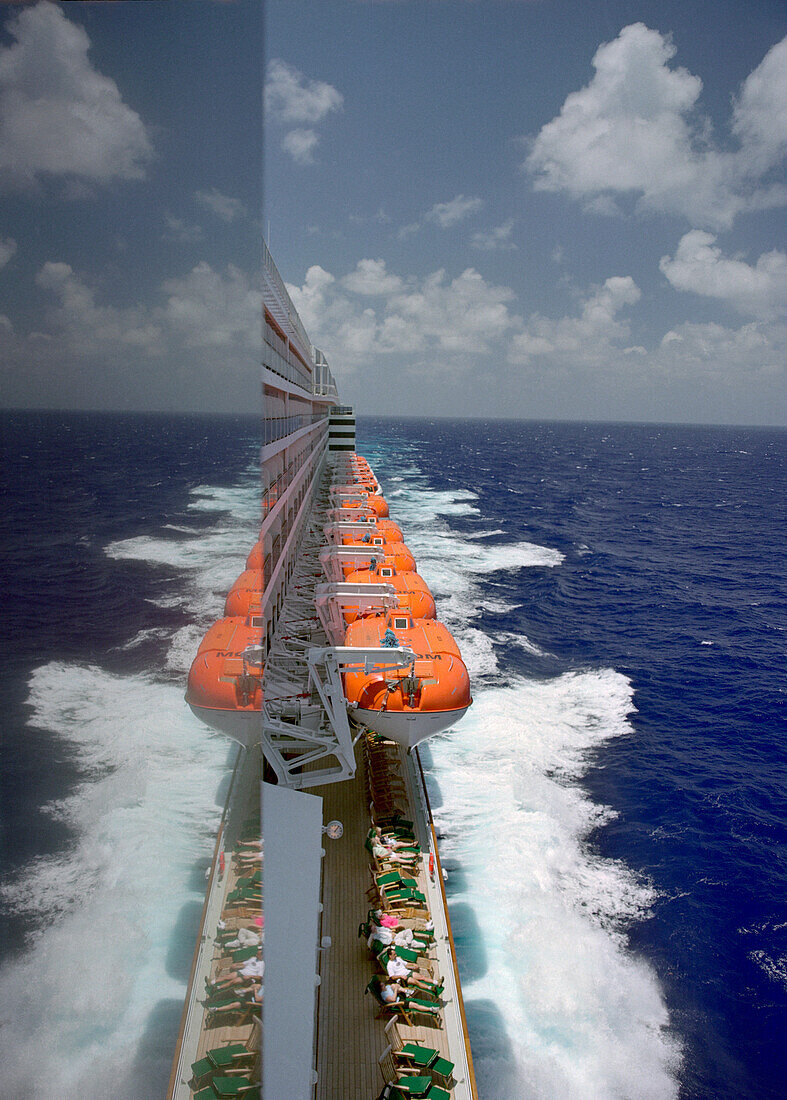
[167,749,262,1099]
[312,734,475,1099]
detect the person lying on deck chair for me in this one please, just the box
[224,926,261,949]
[209,956,265,990]
[378,979,408,1005]
[384,948,434,991]
[371,838,417,865]
[372,826,417,853]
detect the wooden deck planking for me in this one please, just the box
[312,740,454,1099]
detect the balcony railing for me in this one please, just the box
[263,413,328,446]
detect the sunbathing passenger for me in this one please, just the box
[384,948,434,991]
[373,826,416,852]
[378,979,408,1004]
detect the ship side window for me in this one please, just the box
[373,538,383,545]
[381,568,393,577]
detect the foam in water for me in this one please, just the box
[0,663,236,1099]
[377,465,681,1097]
[427,675,681,1098]
[106,474,259,673]
[0,471,259,1099]
[378,481,559,668]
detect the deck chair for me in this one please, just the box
[385,1021,455,1091]
[365,976,442,1027]
[378,1044,432,1098]
[190,1044,256,1087]
[193,1075,257,1099]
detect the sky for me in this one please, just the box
[265,0,786,425]
[0,0,262,413]
[0,1,785,423]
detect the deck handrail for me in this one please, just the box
[165,745,249,1100]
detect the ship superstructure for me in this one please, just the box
[168,243,478,1100]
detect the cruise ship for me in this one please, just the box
[167,242,478,1100]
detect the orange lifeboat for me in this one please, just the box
[186,613,263,742]
[343,477,378,492]
[342,610,472,747]
[338,518,403,544]
[224,568,262,617]
[344,562,436,622]
[339,494,389,518]
[340,540,415,577]
[246,541,263,569]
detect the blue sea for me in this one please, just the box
[0,410,784,1099]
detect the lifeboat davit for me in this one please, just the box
[340,540,416,577]
[339,494,389,518]
[338,518,403,543]
[343,611,472,747]
[186,614,263,744]
[225,568,262,617]
[344,562,436,622]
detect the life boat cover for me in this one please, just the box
[246,540,263,570]
[342,611,471,719]
[187,614,263,713]
[344,565,436,622]
[339,494,389,518]
[224,568,263,616]
[339,518,403,544]
[339,541,416,576]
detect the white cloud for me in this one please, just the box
[657,319,785,379]
[425,194,483,227]
[161,262,261,349]
[287,260,518,370]
[509,276,641,367]
[660,231,787,320]
[284,255,784,419]
[23,258,261,360]
[34,261,163,355]
[0,237,17,269]
[265,59,342,165]
[397,195,483,239]
[525,24,787,229]
[265,59,343,125]
[341,259,403,296]
[194,188,246,223]
[163,215,203,243]
[0,1,152,191]
[471,219,517,251]
[282,128,319,165]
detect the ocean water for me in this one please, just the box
[0,410,260,1099]
[356,416,785,1100]
[1,411,783,1099]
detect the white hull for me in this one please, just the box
[353,705,471,749]
[187,703,261,748]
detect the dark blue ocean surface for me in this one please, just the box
[1,410,783,1098]
[0,409,259,891]
[0,410,259,1098]
[356,416,786,1100]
